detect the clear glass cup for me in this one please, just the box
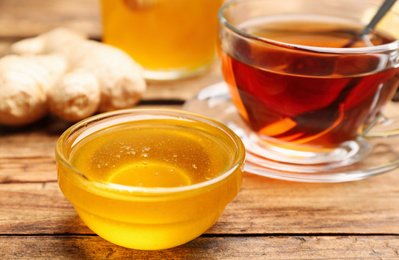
[56,108,245,249]
[100,0,223,80]
[185,0,399,182]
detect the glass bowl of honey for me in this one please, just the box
[55,108,245,250]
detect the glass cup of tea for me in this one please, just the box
[100,0,223,80]
[184,0,399,182]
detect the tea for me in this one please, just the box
[101,0,223,79]
[221,15,399,147]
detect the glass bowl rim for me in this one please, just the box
[55,108,246,195]
[218,0,399,55]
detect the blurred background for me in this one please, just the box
[0,0,223,102]
[0,0,101,43]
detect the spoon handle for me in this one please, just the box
[360,0,397,36]
[343,0,397,47]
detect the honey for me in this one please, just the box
[69,120,234,187]
[56,109,244,249]
[100,0,223,79]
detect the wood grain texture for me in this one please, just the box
[223,172,399,234]
[1,172,399,235]
[0,235,398,259]
[0,0,101,39]
[0,157,56,183]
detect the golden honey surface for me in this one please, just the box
[69,119,234,187]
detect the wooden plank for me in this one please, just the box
[0,136,57,159]
[0,157,57,183]
[222,171,399,234]
[0,235,398,259]
[1,169,399,235]
[0,116,71,158]
[0,182,91,235]
[0,0,101,39]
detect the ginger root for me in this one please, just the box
[0,28,146,126]
[0,54,67,126]
[48,72,100,122]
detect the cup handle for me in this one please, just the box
[364,113,399,137]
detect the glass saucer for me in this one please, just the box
[183,82,399,183]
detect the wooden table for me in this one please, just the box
[1,0,399,259]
